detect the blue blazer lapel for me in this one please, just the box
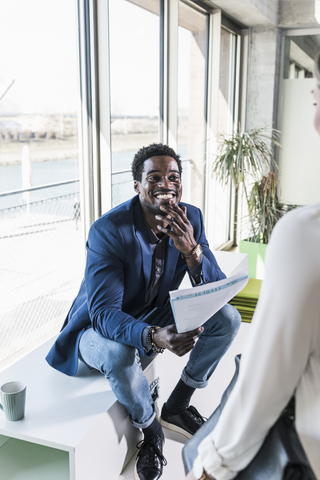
[133,200,152,294]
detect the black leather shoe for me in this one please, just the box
[160,403,205,439]
[134,435,167,480]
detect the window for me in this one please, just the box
[211,26,238,249]
[0,0,83,366]
[177,1,208,209]
[109,0,160,208]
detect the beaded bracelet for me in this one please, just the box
[151,326,164,354]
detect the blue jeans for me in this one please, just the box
[182,355,241,474]
[78,303,241,429]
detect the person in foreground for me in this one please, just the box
[185,54,320,480]
[46,143,241,480]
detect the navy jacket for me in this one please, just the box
[46,196,226,375]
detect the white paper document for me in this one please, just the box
[169,271,249,333]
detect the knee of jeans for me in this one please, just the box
[205,304,241,338]
[222,304,241,338]
[101,341,137,378]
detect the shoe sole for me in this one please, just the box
[133,461,139,480]
[159,417,193,439]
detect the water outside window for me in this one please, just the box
[0,0,83,366]
[109,0,160,208]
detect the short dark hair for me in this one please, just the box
[131,143,182,182]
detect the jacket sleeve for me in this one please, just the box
[85,218,146,353]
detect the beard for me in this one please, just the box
[143,199,171,217]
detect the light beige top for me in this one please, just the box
[195,202,320,479]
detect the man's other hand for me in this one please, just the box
[155,202,197,257]
[153,324,204,356]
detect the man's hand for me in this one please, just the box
[153,324,204,356]
[155,201,197,257]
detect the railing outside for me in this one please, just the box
[0,183,84,364]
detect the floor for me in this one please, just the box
[118,321,251,479]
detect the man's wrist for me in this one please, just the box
[142,326,165,354]
[183,243,203,260]
[150,326,164,353]
[142,326,153,353]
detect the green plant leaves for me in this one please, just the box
[211,126,296,244]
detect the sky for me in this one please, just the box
[0,0,191,117]
[0,0,78,115]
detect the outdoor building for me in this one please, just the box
[0,0,320,478]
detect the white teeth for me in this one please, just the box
[156,194,173,199]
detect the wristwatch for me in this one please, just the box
[183,243,203,260]
[192,244,203,260]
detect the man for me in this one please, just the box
[46,143,241,480]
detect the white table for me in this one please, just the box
[0,338,157,480]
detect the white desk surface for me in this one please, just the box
[0,336,114,452]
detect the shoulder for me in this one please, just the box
[91,196,137,230]
[266,202,320,282]
[88,196,138,243]
[270,202,320,249]
[99,196,137,224]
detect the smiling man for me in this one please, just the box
[46,143,241,480]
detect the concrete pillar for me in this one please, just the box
[246,26,281,131]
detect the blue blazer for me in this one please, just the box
[46,196,226,375]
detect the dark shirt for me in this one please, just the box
[144,222,168,308]
[142,219,203,352]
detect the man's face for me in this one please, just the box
[134,156,182,217]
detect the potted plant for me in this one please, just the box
[212,126,295,279]
[240,171,296,278]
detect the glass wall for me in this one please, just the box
[211,27,238,249]
[0,0,83,366]
[177,1,208,209]
[109,0,160,207]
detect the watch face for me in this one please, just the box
[195,244,202,258]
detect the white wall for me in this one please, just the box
[279,78,320,205]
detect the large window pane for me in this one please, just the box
[177,2,208,210]
[0,0,83,366]
[109,0,160,207]
[212,27,237,249]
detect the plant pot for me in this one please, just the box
[239,240,267,280]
